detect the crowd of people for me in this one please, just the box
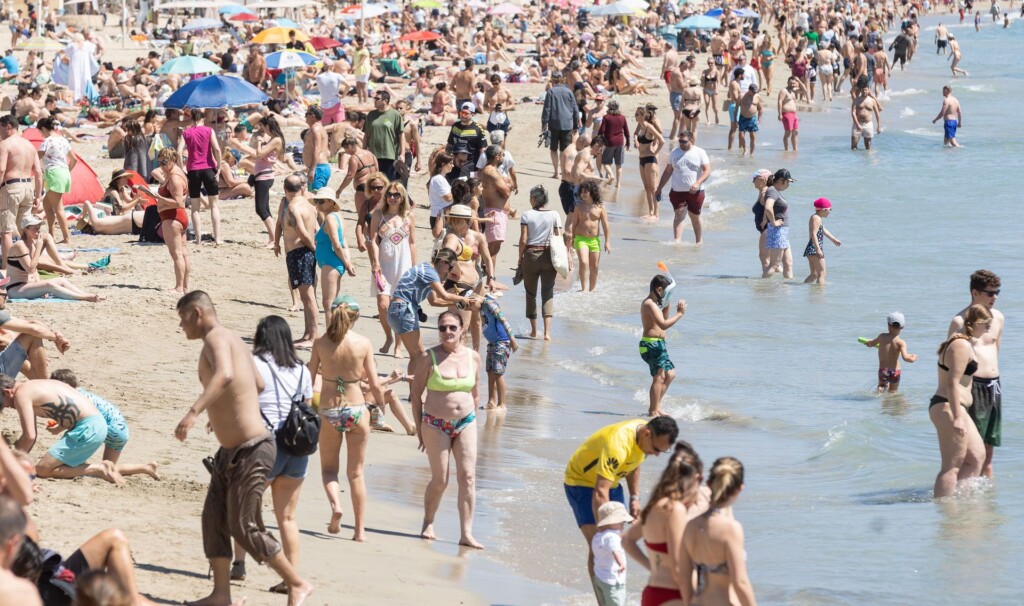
[0,0,1008,604]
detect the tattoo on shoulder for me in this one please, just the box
[41,396,81,427]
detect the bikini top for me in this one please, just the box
[938,355,978,377]
[455,236,476,262]
[637,129,653,145]
[694,561,729,596]
[426,349,476,393]
[645,540,668,554]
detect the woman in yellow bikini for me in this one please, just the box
[440,204,495,350]
[409,311,484,549]
[308,294,387,541]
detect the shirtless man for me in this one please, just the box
[0,377,121,484]
[709,29,728,85]
[640,275,686,416]
[557,138,579,215]
[736,85,762,157]
[948,270,1003,480]
[0,115,42,269]
[303,106,331,192]
[451,59,476,111]
[836,35,857,93]
[871,46,891,95]
[174,291,314,606]
[726,69,743,151]
[778,76,808,152]
[478,147,515,275]
[482,74,514,112]
[245,45,268,90]
[935,22,949,54]
[932,85,963,147]
[851,85,881,150]
[660,41,679,86]
[816,45,836,101]
[274,176,319,349]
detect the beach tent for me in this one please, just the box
[23,129,105,206]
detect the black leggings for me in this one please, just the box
[254,179,273,221]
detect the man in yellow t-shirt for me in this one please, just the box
[564,417,678,591]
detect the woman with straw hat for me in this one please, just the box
[439,203,493,351]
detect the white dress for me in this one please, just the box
[65,42,93,102]
[373,213,413,297]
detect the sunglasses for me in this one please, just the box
[438,324,459,333]
[385,191,402,198]
[983,289,1000,296]
[369,185,385,191]
[679,139,692,145]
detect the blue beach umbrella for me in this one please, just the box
[218,4,255,15]
[677,15,721,29]
[270,18,300,28]
[733,8,759,17]
[163,74,268,109]
[155,55,223,75]
[704,7,724,16]
[182,18,223,32]
[264,50,320,70]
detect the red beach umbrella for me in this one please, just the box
[309,36,342,50]
[229,12,259,21]
[399,30,441,42]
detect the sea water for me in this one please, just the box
[454,14,1024,606]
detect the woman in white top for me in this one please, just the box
[37,117,77,244]
[428,151,454,238]
[368,181,416,356]
[517,185,562,340]
[230,315,312,591]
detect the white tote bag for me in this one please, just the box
[549,217,570,279]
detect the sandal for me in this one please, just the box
[230,560,246,581]
[268,581,288,594]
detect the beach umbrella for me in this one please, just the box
[677,14,721,29]
[733,8,759,17]
[411,0,442,8]
[16,36,64,51]
[268,17,300,28]
[163,74,268,109]
[622,0,649,9]
[309,36,342,50]
[155,55,223,75]
[251,26,311,44]
[341,4,389,18]
[182,18,223,32]
[229,12,259,21]
[399,30,441,42]
[264,50,319,69]
[488,2,522,15]
[466,0,486,6]
[157,0,231,9]
[218,3,254,14]
[590,2,643,16]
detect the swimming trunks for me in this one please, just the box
[484,208,508,243]
[878,368,901,386]
[853,120,874,139]
[669,92,683,111]
[47,414,106,467]
[573,235,600,253]
[738,114,759,132]
[668,190,705,214]
[0,339,26,378]
[944,119,958,140]
[781,111,799,131]
[421,411,476,439]
[969,377,1001,446]
[564,483,625,527]
[81,389,130,452]
[639,337,674,377]
[486,340,512,375]
[311,163,332,190]
[728,102,738,123]
[322,405,365,433]
[286,246,317,288]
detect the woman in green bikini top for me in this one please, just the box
[408,311,485,549]
[308,294,387,542]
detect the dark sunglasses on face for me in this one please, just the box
[386,191,402,198]
[983,289,1000,296]
[438,324,459,333]
[369,185,385,191]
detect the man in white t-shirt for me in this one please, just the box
[475,130,516,184]
[316,60,346,125]
[733,54,758,94]
[656,130,711,244]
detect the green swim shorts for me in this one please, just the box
[44,167,72,194]
[573,235,600,253]
[639,337,674,377]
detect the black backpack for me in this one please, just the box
[261,360,321,456]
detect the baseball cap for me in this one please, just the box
[887,311,906,327]
[459,101,476,113]
[20,215,43,230]
[752,168,772,180]
[773,168,796,182]
[452,142,470,155]
[813,197,832,209]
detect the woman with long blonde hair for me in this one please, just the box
[930,304,989,497]
[308,295,386,541]
[368,181,416,356]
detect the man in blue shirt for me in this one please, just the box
[0,51,20,79]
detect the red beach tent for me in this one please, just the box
[23,128,105,206]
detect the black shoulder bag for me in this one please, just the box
[261,361,321,456]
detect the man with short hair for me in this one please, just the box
[948,270,1004,479]
[564,417,679,598]
[447,102,487,174]
[274,176,319,349]
[315,59,345,126]
[656,130,711,244]
[475,131,517,187]
[851,84,881,150]
[245,45,267,89]
[482,74,514,111]
[363,90,404,180]
[778,76,809,152]
[303,106,331,191]
[541,71,581,180]
[0,494,41,605]
[480,145,516,266]
[174,291,314,606]
[451,58,476,111]
[0,115,42,268]
[737,84,763,157]
[932,85,963,148]
[0,276,69,380]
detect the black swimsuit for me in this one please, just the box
[930,352,979,408]
[637,128,656,165]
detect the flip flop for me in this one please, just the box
[268,582,288,594]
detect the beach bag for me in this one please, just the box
[549,220,570,279]
[138,205,164,243]
[263,362,320,457]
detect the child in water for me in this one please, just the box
[864,312,918,393]
[640,274,686,416]
[803,197,842,284]
[566,178,611,292]
[591,501,632,606]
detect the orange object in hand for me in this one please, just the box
[47,420,57,428]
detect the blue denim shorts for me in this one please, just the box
[387,299,419,335]
[268,448,308,480]
[0,339,27,377]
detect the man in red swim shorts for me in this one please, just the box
[656,130,711,244]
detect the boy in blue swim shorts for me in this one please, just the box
[639,275,687,417]
[479,293,518,409]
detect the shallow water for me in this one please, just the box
[423,15,1024,605]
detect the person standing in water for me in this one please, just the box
[640,275,686,417]
[566,179,611,293]
[948,270,1004,479]
[802,198,842,284]
[864,312,918,393]
[932,85,963,147]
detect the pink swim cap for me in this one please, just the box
[813,198,832,209]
